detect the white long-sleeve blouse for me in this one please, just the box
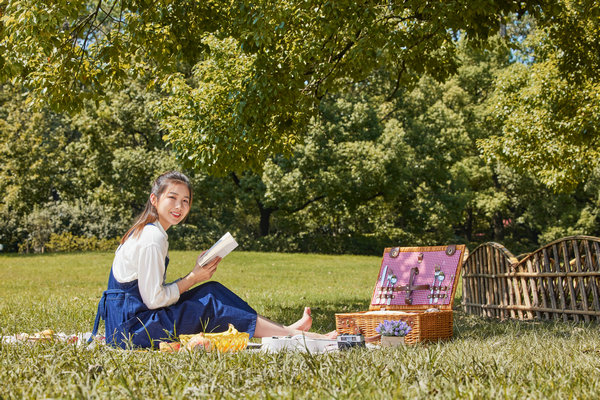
[112,222,180,309]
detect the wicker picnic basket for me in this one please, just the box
[336,245,465,344]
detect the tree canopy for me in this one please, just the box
[1,29,598,254]
[480,1,600,190]
[1,0,553,173]
[1,1,599,254]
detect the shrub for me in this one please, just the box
[14,200,130,253]
[44,232,119,253]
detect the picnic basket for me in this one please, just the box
[335,245,466,344]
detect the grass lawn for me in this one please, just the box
[1,251,600,399]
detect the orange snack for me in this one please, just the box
[184,333,213,351]
[159,342,181,352]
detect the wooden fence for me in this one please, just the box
[462,236,600,322]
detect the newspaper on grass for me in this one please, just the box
[197,232,238,267]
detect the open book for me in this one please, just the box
[197,232,239,267]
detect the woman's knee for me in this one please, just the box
[205,281,223,288]
[201,281,226,292]
[184,281,227,299]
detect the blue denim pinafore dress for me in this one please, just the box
[90,256,257,348]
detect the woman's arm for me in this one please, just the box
[176,253,221,294]
[137,243,181,309]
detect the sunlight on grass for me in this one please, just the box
[1,252,600,399]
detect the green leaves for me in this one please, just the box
[156,36,272,174]
[1,0,550,173]
[481,49,600,191]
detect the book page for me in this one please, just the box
[197,232,238,267]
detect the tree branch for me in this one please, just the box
[374,14,419,24]
[384,61,407,103]
[281,194,326,213]
[230,172,241,188]
[71,0,103,89]
[94,0,119,39]
[309,28,363,99]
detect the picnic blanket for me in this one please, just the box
[1,329,380,353]
[1,329,103,346]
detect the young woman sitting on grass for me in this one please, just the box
[90,171,335,348]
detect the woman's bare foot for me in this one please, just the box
[287,307,312,332]
[325,330,338,339]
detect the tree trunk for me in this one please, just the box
[492,211,504,241]
[258,203,274,237]
[464,208,473,242]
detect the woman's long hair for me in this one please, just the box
[120,171,193,244]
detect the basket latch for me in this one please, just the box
[445,245,456,256]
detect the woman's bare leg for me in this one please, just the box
[253,309,337,339]
[253,315,296,337]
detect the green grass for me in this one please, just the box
[1,251,600,399]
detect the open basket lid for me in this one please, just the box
[369,245,466,311]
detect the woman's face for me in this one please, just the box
[151,182,191,231]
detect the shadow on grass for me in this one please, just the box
[267,291,600,341]
[258,293,600,341]
[453,308,600,341]
[260,299,372,332]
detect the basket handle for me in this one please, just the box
[404,267,420,305]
